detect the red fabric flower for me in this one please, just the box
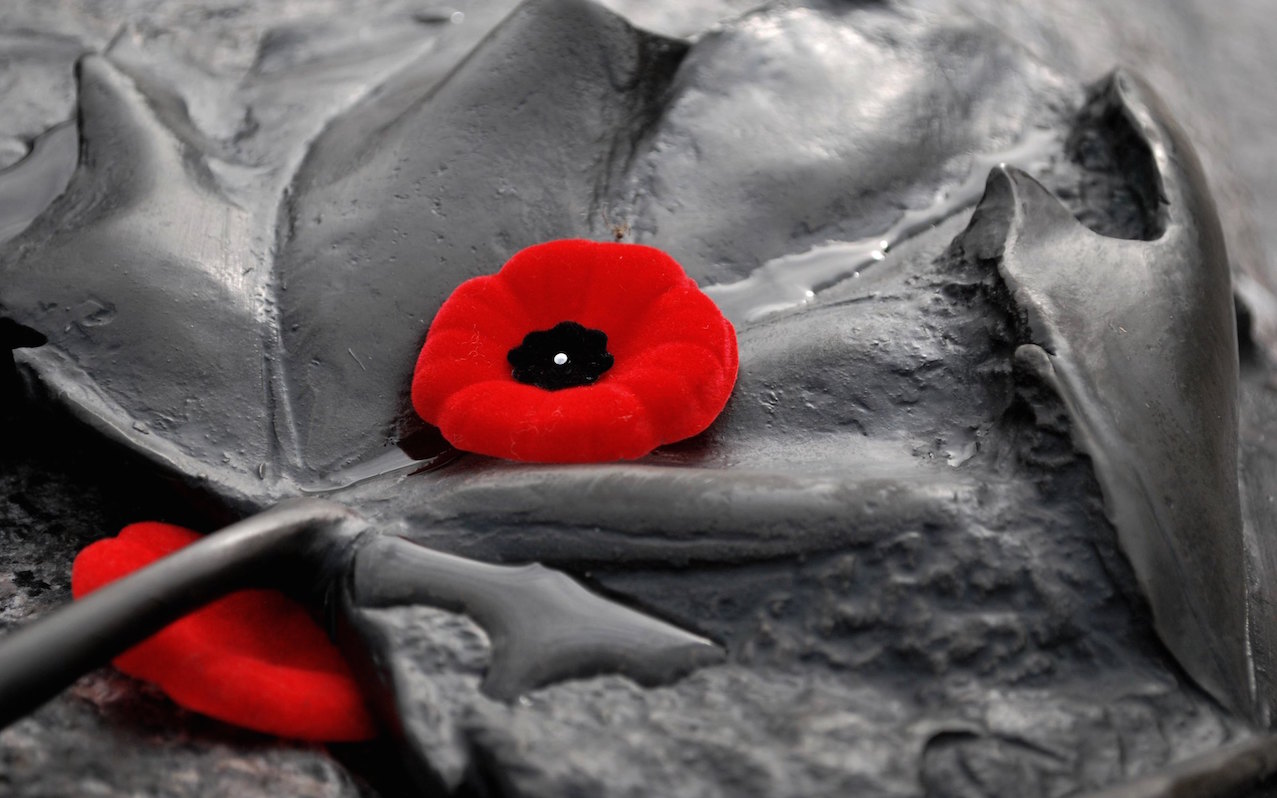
[412,239,738,462]
[71,523,375,742]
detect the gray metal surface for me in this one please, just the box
[1,1,1277,796]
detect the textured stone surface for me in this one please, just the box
[1,1,1277,797]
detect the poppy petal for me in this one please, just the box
[71,522,376,742]
[412,326,519,421]
[609,341,730,444]
[439,380,657,462]
[575,246,692,341]
[496,238,602,327]
[424,274,532,340]
[615,284,735,364]
[413,239,738,462]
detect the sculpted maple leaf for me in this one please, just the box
[0,0,1270,792]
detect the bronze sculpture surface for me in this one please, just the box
[2,1,1277,796]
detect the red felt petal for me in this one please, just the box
[573,244,692,340]
[609,341,731,444]
[412,326,517,421]
[438,380,657,462]
[497,239,603,327]
[612,283,734,364]
[424,274,532,340]
[71,523,375,742]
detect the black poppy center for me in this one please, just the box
[508,321,614,390]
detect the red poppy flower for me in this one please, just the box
[412,239,738,462]
[71,523,375,741]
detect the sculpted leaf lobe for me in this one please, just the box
[277,0,690,473]
[1,55,272,506]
